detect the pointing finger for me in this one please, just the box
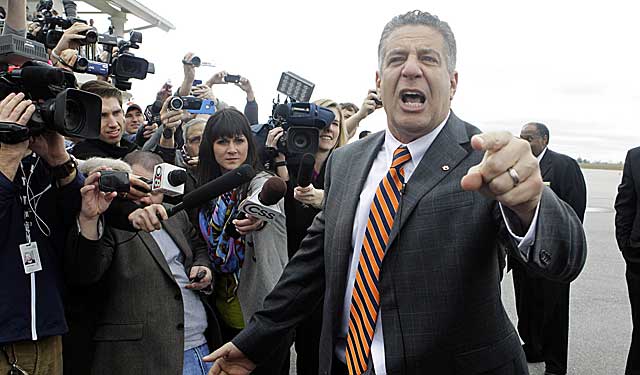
[471,131,513,152]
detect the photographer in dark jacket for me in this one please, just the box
[0,91,83,374]
[265,98,347,374]
[71,80,175,163]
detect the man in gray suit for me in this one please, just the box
[205,10,587,375]
[66,151,221,375]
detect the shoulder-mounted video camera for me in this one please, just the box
[268,102,335,156]
[0,35,101,144]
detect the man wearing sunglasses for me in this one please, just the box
[514,122,587,375]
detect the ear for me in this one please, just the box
[375,71,381,93]
[449,71,459,101]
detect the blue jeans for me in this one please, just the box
[183,343,213,375]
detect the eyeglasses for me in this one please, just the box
[187,135,202,144]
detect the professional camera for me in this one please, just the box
[28,0,97,49]
[97,30,154,91]
[268,102,335,155]
[0,35,101,144]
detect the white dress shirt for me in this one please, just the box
[335,112,539,374]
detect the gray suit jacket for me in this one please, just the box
[64,208,221,375]
[233,113,586,374]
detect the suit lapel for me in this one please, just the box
[138,230,174,281]
[333,132,386,257]
[386,113,471,249]
[163,216,194,267]
[539,149,553,180]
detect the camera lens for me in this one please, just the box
[169,97,183,111]
[64,98,84,133]
[84,29,98,44]
[190,56,201,67]
[74,57,88,72]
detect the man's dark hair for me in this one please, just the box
[378,10,457,73]
[123,151,162,173]
[196,108,262,187]
[340,102,359,113]
[80,80,123,106]
[529,122,550,143]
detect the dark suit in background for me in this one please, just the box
[615,147,640,375]
[231,113,587,374]
[511,148,586,375]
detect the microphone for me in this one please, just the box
[297,153,315,187]
[237,176,287,222]
[225,176,287,238]
[166,164,255,217]
[152,163,187,197]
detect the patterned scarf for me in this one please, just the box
[198,189,245,277]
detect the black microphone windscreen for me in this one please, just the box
[180,164,255,211]
[168,169,187,187]
[258,177,287,206]
[297,153,315,188]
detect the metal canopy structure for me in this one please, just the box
[79,0,175,35]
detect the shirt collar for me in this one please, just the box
[537,147,548,163]
[383,111,451,166]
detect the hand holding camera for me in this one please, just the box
[51,22,93,57]
[182,52,197,80]
[192,84,215,101]
[160,96,183,130]
[235,77,255,102]
[206,70,228,86]
[361,89,382,116]
[80,168,118,221]
[0,92,35,159]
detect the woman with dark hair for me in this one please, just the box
[195,108,290,374]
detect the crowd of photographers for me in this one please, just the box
[0,1,382,374]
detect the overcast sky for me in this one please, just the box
[78,0,640,162]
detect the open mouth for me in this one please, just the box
[400,91,426,104]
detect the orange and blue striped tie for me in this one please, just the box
[345,145,412,375]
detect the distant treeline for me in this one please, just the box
[577,157,623,170]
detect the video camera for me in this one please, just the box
[93,30,154,91]
[0,35,102,144]
[28,0,97,49]
[268,102,335,156]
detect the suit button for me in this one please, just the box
[174,293,181,301]
[539,250,552,266]
[176,323,184,331]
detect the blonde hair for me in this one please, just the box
[313,99,348,149]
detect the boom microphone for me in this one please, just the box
[166,164,255,217]
[297,153,315,187]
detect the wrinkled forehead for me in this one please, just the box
[380,25,446,60]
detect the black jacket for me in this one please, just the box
[0,156,83,344]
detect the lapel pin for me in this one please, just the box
[442,165,450,171]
